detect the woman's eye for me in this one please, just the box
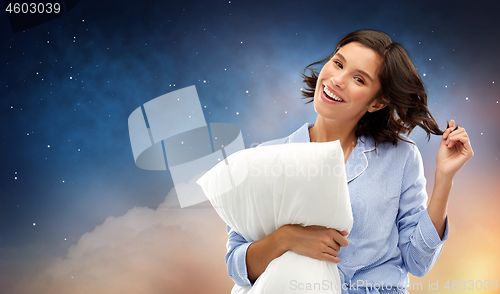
[354,77,365,84]
[334,61,343,69]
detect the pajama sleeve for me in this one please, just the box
[225,225,254,286]
[396,144,449,277]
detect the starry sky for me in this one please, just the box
[1,0,499,293]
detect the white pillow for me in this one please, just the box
[197,141,353,294]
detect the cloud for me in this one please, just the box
[12,187,234,294]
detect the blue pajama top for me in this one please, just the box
[225,122,448,293]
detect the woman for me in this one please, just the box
[226,30,473,293]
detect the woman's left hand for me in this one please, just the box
[436,119,474,179]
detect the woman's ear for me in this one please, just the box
[367,98,388,113]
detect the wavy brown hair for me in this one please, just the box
[301,30,443,146]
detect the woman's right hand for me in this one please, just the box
[280,224,349,263]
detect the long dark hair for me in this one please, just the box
[301,30,443,146]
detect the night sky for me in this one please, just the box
[1,1,499,293]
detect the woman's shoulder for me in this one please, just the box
[256,122,313,147]
[371,135,422,162]
[376,135,418,150]
[257,137,290,147]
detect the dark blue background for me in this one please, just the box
[1,0,499,286]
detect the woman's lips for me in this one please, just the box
[320,84,345,104]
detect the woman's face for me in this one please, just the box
[313,42,385,123]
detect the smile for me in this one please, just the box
[322,84,344,102]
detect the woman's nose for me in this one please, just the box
[330,76,345,89]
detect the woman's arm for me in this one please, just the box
[428,119,474,238]
[397,145,446,277]
[397,119,473,277]
[226,226,254,286]
[246,225,349,283]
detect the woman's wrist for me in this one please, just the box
[247,225,295,282]
[434,169,454,187]
[275,224,298,253]
[429,170,454,239]
[275,225,291,253]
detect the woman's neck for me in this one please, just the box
[309,116,358,162]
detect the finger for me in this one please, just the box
[442,123,453,140]
[338,230,349,236]
[447,130,471,151]
[333,234,349,247]
[326,241,341,252]
[323,232,342,251]
[316,244,341,263]
[323,245,339,257]
[449,119,455,128]
[446,128,465,145]
[447,135,464,148]
[327,255,341,263]
[447,127,464,139]
[462,135,474,157]
[326,229,349,247]
[442,120,455,139]
[445,125,466,144]
[448,130,473,155]
[321,251,341,263]
[446,127,465,140]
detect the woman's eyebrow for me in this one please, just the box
[335,52,374,83]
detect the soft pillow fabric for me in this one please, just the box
[196,141,353,294]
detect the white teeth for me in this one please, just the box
[323,85,343,102]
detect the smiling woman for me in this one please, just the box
[302,30,444,147]
[225,29,474,294]
[309,42,386,160]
